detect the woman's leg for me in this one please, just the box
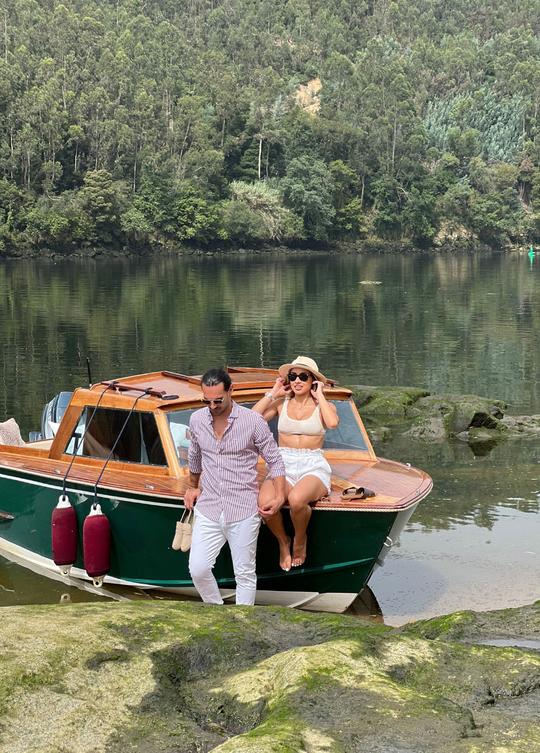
[288,475,327,567]
[258,478,293,571]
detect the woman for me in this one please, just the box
[253,356,339,570]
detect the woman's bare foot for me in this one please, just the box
[278,536,292,571]
[292,537,307,567]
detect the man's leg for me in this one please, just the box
[188,510,226,604]
[226,513,261,605]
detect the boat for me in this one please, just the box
[0,367,432,611]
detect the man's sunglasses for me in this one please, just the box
[201,397,224,405]
[288,371,312,382]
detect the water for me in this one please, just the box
[1,250,539,624]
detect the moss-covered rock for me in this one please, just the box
[350,385,514,447]
[351,386,430,417]
[0,601,539,752]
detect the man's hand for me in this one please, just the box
[258,495,285,518]
[184,486,201,511]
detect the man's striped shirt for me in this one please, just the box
[188,401,285,522]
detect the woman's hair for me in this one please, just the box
[201,368,232,390]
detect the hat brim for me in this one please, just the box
[278,362,327,383]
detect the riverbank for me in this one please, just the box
[0,235,524,260]
[0,600,538,753]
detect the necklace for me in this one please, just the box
[291,395,314,417]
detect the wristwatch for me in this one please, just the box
[264,392,275,401]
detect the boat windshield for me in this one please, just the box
[65,407,167,466]
[167,399,368,466]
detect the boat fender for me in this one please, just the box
[83,503,111,587]
[51,494,78,576]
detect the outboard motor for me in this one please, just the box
[40,391,73,440]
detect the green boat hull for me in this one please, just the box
[0,467,398,594]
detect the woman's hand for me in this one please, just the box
[271,376,291,400]
[311,381,325,401]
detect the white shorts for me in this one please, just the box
[280,447,331,493]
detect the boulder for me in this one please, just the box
[403,415,447,441]
[351,385,430,417]
[0,601,538,753]
[352,386,510,445]
[499,415,540,437]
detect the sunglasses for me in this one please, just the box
[201,397,224,405]
[288,371,312,382]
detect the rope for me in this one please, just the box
[91,389,150,506]
[61,382,117,497]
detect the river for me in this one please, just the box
[1,250,539,624]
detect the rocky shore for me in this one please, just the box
[0,601,538,752]
[351,385,540,451]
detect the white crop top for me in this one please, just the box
[277,398,325,436]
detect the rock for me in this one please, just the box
[408,393,506,433]
[403,415,447,441]
[500,415,540,437]
[352,386,511,447]
[0,601,539,753]
[366,425,393,442]
[351,385,430,417]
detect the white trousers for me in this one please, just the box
[188,509,261,605]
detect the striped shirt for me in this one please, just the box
[188,401,286,523]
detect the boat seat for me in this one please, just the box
[27,439,54,450]
[0,418,25,447]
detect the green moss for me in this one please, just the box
[401,610,477,640]
[351,386,430,417]
[1,602,539,752]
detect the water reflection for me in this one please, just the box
[1,251,540,619]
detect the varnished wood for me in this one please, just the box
[0,366,428,513]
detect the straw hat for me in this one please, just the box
[278,356,327,383]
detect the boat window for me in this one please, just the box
[323,401,368,451]
[167,409,198,466]
[167,399,367,463]
[65,407,167,465]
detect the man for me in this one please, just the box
[184,368,286,605]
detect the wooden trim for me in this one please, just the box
[348,399,377,460]
[155,411,182,478]
[49,404,83,460]
[162,370,201,385]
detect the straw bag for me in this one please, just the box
[172,508,194,552]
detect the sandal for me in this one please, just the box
[341,486,376,501]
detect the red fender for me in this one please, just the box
[51,495,78,574]
[83,504,111,585]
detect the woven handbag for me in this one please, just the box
[172,508,194,552]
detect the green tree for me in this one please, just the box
[79,170,124,244]
[280,156,335,240]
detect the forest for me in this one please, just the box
[1,0,540,253]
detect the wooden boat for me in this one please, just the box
[0,368,432,610]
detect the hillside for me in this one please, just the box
[1,0,539,252]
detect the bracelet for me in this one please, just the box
[264,391,276,401]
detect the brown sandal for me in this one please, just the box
[341,486,376,501]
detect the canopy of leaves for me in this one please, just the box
[0,0,538,252]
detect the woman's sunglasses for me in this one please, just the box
[288,371,311,382]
